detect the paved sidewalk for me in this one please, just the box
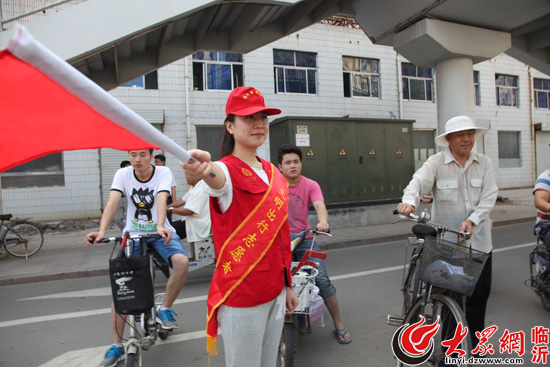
[0,188,536,286]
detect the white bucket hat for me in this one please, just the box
[434,116,488,147]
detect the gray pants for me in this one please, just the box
[218,288,286,367]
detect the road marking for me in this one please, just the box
[21,286,112,300]
[5,241,536,330]
[38,330,207,367]
[330,242,536,281]
[492,242,535,253]
[0,295,207,329]
[331,265,404,281]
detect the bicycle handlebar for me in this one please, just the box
[299,228,332,236]
[97,234,163,243]
[392,209,470,239]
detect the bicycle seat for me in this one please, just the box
[412,224,437,239]
[290,231,306,251]
[0,214,12,221]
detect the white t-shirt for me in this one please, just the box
[111,165,175,235]
[181,180,212,242]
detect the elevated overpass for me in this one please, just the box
[1,0,549,91]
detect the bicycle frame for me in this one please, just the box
[388,210,475,367]
[279,229,329,367]
[101,233,170,366]
[388,211,469,325]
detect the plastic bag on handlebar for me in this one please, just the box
[109,254,154,315]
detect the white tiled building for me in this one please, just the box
[2,21,550,221]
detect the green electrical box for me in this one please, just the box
[269,116,415,205]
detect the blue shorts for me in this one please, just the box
[292,237,336,298]
[132,233,187,268]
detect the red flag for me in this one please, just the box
[0,25,192,172]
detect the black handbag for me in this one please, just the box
[109,253,154,315]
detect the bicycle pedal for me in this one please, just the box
[387,314,404,326]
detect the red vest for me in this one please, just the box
[210,155,292,305]
[206,155,292,354]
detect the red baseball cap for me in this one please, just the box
[225,86,281,116]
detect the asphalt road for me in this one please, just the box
[0,221,546,367]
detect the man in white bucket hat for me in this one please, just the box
[397,115,498,351]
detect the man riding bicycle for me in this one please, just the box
[278,144,352,345]
[396,116,498,351]
[86,149,189,367]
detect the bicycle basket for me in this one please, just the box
[290,262,318,314]
[109,255,154,315]
[420,237,489,296]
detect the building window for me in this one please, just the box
[1,153,64,188]
[498,131,521,168]
[534,78,550,109]
[120,71,158,90]
[342,56,380,98]
[192,51,243,91]
[401,63,433,101]
[474,71,481,106]
[273,50,317,94]
[495,74,518,107]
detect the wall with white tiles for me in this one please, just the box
[2,22,550,221]
[1,150,101,220]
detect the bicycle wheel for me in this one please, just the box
[278,322,295,367]
[402,249,422,316]
[396,293,472,367]
[540,292,550,311]
[126,351,141,367]
[2,222,44,258]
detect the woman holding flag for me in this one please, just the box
[182,86,298,367]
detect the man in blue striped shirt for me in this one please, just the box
[533,169,550,234]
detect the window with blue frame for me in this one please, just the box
[120,71,158,89]
[401,63,433,101]
[495,74,519,107]
[192,51,243,91]
[342,56,380,98]
[474,71,481,106]
[534,78,550,109]
[273,50,317,94]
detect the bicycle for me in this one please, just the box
[0,214,44,260]
[99,233,172,367]
[278,228,330,367]
[526,230,550,311]
[387,209,489,367]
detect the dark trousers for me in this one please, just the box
[466,252,492,347]
[171,220,186,240]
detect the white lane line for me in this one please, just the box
[38,330,207,367]
[330,265,404,281]
[492,242,535,253]
[21,287,112,300]
[0,295,207,328]
[330,241,536,281]
[5,242,536,329]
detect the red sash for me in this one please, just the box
[206,157,289,355]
